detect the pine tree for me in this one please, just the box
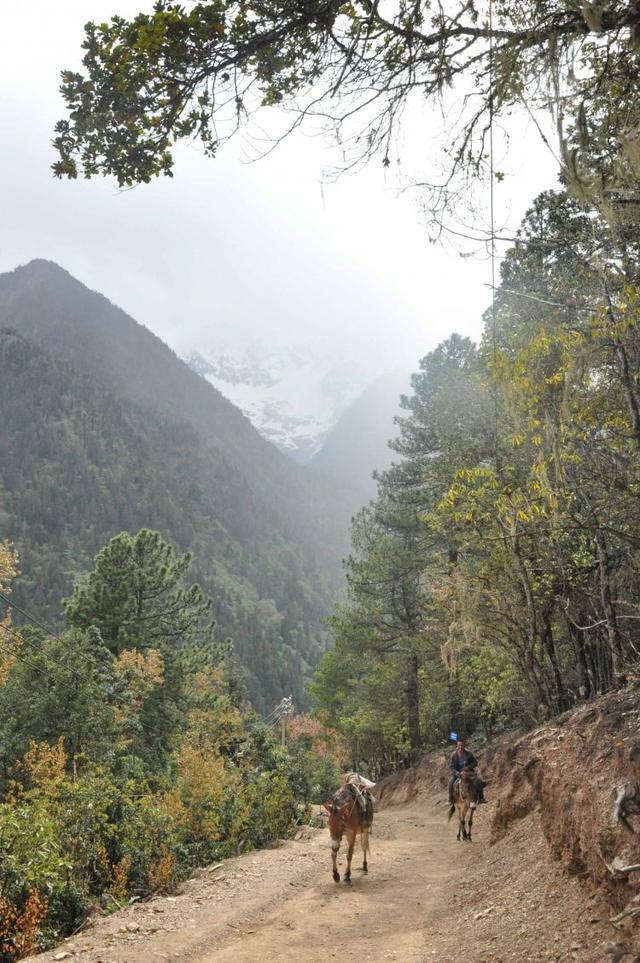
[63,529,216,654]
[314,336,491,767]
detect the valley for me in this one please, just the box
[0,259,379,711]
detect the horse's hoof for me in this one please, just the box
[333,871,340,883]
[361,866,368,874]
[342,875,352,885]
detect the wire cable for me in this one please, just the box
[488,0,501,474]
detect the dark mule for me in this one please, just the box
[323,782,373,883]
[448,768,480,841]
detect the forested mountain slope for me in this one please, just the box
[0,321,335,711]
[0,260,351,575]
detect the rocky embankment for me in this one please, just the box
[376,685,640,960]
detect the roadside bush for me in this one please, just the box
[0,533,346,960]
[0,890,47,962]
[161,743,231,867]
[0,743,181,951]
[218,768,298,855]
[284,746,340,804]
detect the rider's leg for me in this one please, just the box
[448,774,457,804]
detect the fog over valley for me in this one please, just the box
[3,0,557,470]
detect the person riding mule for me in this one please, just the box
[323,780,374,884]
[449,767,481,841]
[447,739,486,806]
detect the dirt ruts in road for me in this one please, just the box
[29,795,615,963]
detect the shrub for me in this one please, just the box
[220,769,298,855]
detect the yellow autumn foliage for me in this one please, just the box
[0,541,20,685]
[18,739,67,796]
[162,742,231,860]
[113,648,164,706]
[112,648,164,742]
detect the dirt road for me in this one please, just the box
[29,794,615,963]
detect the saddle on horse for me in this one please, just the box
[346,781,374,825]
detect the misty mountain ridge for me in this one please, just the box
[187,342,397,463]
[0,259,355,568]
[311,371,409,498]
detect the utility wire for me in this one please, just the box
[484,283,599,312]
[0,590,68,641]
[261,703,284,724]
[488,0,500,473]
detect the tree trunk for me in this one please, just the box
[543,615,569,711]
[602,281,640,449]
[405,651,421,760]
[614,339,640,449]
[585,633,605,692]
[513,538,551,710]
[566,615,591,698]
[595,528,625,685]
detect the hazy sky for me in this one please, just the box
[2,1,559,375]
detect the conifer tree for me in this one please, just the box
[63,529,216,654]
[315,335,491,766]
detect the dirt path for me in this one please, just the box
[29,794,617,963]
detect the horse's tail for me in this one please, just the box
[448,803,456,821]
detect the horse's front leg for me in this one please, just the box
[459,805,468,841]
[343,830,356,883]
[331,832,341,882]
[360,827,369,873]
[467,805,475,841]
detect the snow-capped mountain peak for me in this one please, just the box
[186,344,379,462]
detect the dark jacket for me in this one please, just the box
[450,748,477,773]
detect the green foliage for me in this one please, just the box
[283,744,340,806]
[316,188,640,770]
[0,532,344,959]
[459,647,522,736]
[0,256,355,712]
[217,770,299,856]
[64,529,215,655]
[53,0,640,232]
[0,625,116,770]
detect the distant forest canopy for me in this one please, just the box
[312,188,640,776]
[0,260,366,713]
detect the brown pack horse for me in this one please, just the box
[323,782,373,883]
[448,768,480,841]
